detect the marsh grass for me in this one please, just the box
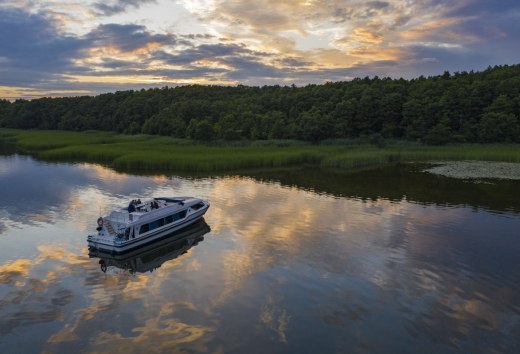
[322,145,520,169]
[2,129,519,172]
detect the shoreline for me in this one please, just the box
[2,129,520,173]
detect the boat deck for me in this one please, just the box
[88,196,209,254]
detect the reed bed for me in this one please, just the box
[322,145,520,169]
[2,129,115,150]
[2,129,519,172]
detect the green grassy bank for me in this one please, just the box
[1,129,520,172]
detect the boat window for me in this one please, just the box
[191,202,205,210]
[149,220,159,231]
[140,223,150,234]
[138,209,188,235]
[173,210,187,221]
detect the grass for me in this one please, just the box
[321,144,520,169]
[1,128,520,172]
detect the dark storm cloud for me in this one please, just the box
[276,57,311,67]
[0,7,87,84]
[196,43,251,56]
[153,50,202,65]
[79,66,228,79]
[94,0,157,16]
[87,23,179,52]
[366,1,389,9]
[151,42,287,81]
[224,56,284,80]
[0,7,211,94]
[152,43,264,65]
[99,58,147,69]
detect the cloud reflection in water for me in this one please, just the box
[0,156,519,352]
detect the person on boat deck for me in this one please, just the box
[128,201,136,213]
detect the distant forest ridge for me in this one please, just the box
[1,64,519,144]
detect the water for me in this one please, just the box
[0,155,519,353]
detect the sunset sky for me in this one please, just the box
[1,0,519,99]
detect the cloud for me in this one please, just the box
[152,43,262,66]
[276,57,312,68]
[366,1,390,9]
[1,0,520,98]
[0,8,87,79]
[446,0,520,16]
[400,17,479,43]
[93,0,157,16]
[223,57,284,80]
[86,23,178,53]
[97,58,144,69]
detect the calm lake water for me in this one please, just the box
[0,155,519,353]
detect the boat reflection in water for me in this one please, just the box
[89,219,211,274]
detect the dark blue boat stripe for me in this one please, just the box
[88,206,209,253]
[91,217,202,254]
[113,209,207,247]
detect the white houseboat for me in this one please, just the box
[90,219,210,273]
[87,197,209,254]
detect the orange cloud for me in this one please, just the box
[0,259,32,285]
[349,46,410,61]
[352,28,385,45]
[401,17,480,43]
[0,86,92,100]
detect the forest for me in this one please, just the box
[0,64,519,144]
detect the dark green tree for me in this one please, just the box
[478,112,519,142]
[186,119,214,141]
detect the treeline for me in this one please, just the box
[1,64,519,144]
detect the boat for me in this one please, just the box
[89,219,211,273]
[87,196,210,254]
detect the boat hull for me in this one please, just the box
[88,219,211,273]
[88,207,208,254]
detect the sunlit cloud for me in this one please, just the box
[1,164,519,350]
[0,0,519,98]
[259,295,290,343]
[0,85,92,100]
[400,17,480,43]
[0,259,32,285]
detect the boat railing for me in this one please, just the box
[108,211,130,233]
[105,221,116,235]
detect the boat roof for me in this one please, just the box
[106,197,205,226]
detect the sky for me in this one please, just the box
[0,0,519,99]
